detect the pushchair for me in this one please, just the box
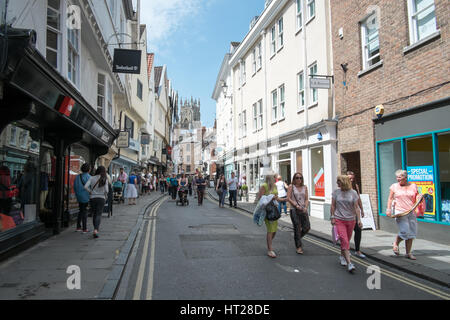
[112,181,125,204]
[176,185,189,206]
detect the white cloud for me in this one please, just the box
[139,0,205,54]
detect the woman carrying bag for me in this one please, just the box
[84,166,109,239]
[330,175,362,273]
[287,172,310,254]
[257,173,286,258]
[216,174,227,208]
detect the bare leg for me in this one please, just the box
[267,232,276,256]
[342,249,351,265]
[406,239,416,259]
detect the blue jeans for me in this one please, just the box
[278,197,287,214]
[219,189,227,206]
[229,190,237,207]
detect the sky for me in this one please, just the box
[138,0,265,128]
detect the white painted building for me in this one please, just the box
[212,42,239,180]
[226,0,337,219]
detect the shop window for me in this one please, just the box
[438,133,450,223]
[0,125,40,233]
[378,140,402,214]
[406,135,436,220]
[311,147,324,197]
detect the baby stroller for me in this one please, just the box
[176,184,189,206]
[113,181,125,204]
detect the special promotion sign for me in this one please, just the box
[407,166,435,220]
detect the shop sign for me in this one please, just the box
[117,131,130,148]
[313,167,325,197]
[359,194,376,230]
[310,77,331,89]
[113,49,142,74]
[407,166,435,220]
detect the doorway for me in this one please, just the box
[341,151,362,192]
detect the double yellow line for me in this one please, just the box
[132,196,166,300]
[207,194,450,299]
[304,235,450,300]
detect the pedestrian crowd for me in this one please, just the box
[72,164,425,274]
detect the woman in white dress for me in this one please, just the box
[126,171,138,205]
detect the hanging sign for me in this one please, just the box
[407,166,435,220]
[117,131,130,148]
[310,77,331,89]
[113,49,142,74]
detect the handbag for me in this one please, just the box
[331,225,340,245]
[265,201,281,221]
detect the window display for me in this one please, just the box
[438,133,450,223]
[311,147,324,197]
[0,124,40,232]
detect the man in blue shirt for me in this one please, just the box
[73,163,91,233]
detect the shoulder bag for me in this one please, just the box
[265,200,281,221]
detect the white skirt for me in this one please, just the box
[126,184,138,198]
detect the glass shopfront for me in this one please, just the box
[0,124,40,232]
[311,147,325,197]
[377,130,450,224]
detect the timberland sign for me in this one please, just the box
[113,49,142,74]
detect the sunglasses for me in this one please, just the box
[295,176,303,180]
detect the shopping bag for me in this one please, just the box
[331,225,340,245]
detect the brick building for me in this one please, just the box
[331,0,450,243]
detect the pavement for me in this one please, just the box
[0,191,166,300]
[207,189,450,289]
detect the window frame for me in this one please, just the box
[309,62,318,105]
[46,0,62,71]
[360,12,380,70]
[278,17,284,50]
[407,0,437,45]
[271,89,278,123]
[252,48,257,75]
[296,0,303,32]
[270,25,276,56]
[97,73,106,118]
[307,0,315,22]
[279,84,285,120]
[298,71,305,111]
[257,42,262,70]
[258,99,263,130]
[67,24,80,86]
[137,79,143,100]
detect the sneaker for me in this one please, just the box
[82,229,90,233]
[347,263,356,273]
[355,252,366,259]
[339,256,348,266]
[76,228,82,232]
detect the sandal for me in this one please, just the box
[393,244,400,256]
[406,253,417,260]
[267,251,277,258]
[296,248,304,254]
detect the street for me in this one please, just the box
[118,193,450,300]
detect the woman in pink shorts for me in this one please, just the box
[330,175,363,273]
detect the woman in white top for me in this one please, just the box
[84,166,109,239]
[275,175,289,215]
